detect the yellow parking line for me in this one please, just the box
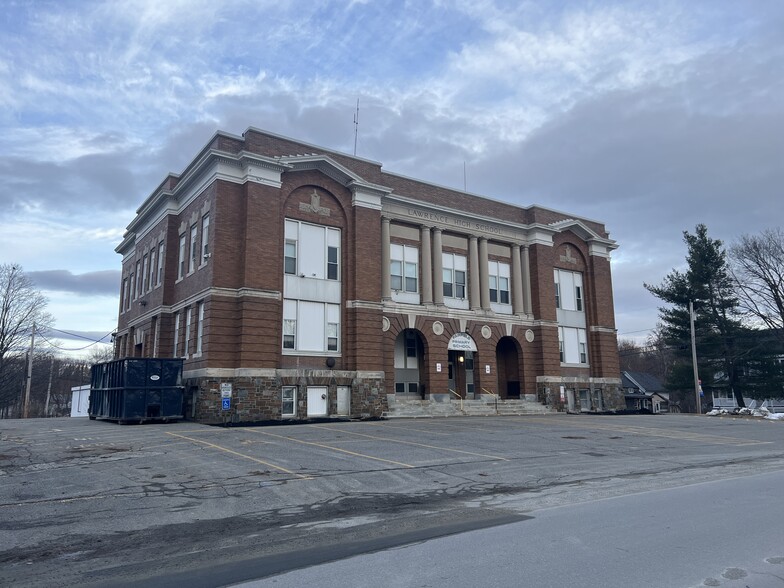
[309,424,509,462]
[166,432,311,479]
[241,428,415,469]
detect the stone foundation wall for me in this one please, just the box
[186,369,386,423]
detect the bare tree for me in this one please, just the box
[0,264,53,413]
[730,228,784,344]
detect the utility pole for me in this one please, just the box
[689,301,701,414]
[44,355,55,417]
[23,322,35,418]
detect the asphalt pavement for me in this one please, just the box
[1,413,782,587]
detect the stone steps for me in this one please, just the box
[383,397,555,419]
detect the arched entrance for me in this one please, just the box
[393,329,427,397]
[496,336,521,399]
[447,332,477,399]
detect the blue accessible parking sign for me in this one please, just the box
[221,398,231,410]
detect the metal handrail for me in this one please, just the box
[448,389,463,412]
[481,388,499,413]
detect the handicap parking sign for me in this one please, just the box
[221,398,231,411]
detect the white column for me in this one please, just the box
[421,226,433,304]
[479,237,490,310]
[522,244,533,315]
[432,228,444,305]
[469,236,480,310]
[512,245,524,315]
[381,217,391,300]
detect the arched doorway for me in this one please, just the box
[447,332,477,399]
[393,329,427,397]
[496,336,521,399]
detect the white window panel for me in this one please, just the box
[299,301,325,351]
[300,223,325,279]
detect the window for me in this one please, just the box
[406,331,417,358]
[148,249,156,292]
[282,387,296,417]
[173,313,180,357]
[442,253,467,299]
[130,273,136,302]
[141,255,149,293]
[188,224,198,274]
[390,244,418,293]
[489,261,510,304]
[157,241,165,285]
[559,326,588,365]
[178,234,186,279]
[201,214,210,261]
[284,219,340,280]
[554,269,584,312]
[135,261,141,298]
[284,240,297,275]
[196,302,204,355]
[184,307,192,357]
[282,300,340,353]
[121,278,128,313]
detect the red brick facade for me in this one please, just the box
[115,127,622,422]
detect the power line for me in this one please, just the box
[43,326,114,343]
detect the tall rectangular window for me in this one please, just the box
[157,241,165,285]
[141,254,149,293]
[121,278,128,313]
[283,299,296,349]
[184,307,192,357]
[442,253,467,299]
[178,234,186,279]
[148,249,156,292]
[188,225,198,274]
[327,228,339,281]
[173,313,180,357]
[201,214,210,261]
[489,261,510,304]
[196,302,204,355]
[327,304,339,351]
[282,387,296,417]
[554,269,584,312]
[135,261,142,298]
[390,244,418,293]
[283,220,340,280]
[130,273,136,302]
[560,326,588,365]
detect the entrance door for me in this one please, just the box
[336,386,350,416]
[307,386,328,417]
[579,389,590,411]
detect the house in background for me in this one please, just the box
[622,371,671,413]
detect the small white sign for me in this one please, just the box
[220,382,232,399]
[436,363,442,373]
[485,365,490,374]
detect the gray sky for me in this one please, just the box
[1,0,782,354]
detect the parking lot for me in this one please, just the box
[2,414,783,587]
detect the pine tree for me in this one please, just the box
[645,225,745,409]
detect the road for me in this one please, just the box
[1,413,783,587]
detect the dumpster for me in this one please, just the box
[89,358,185,424]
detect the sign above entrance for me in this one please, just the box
[447,332,477,352]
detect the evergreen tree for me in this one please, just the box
[645,225,745,408]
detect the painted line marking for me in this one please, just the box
[166,432,311,479]
[309,424,509,462]
[360,422,454,436]
[241,428,415,469]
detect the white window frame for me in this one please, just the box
[135,261,141,298]
[173,313,180,357]
[284,219,340,280]
[559,326,588,365]
[488,260,511,314]
[130,272,136,302]
[148,249,156,292]
[554,269,584,312]
[157,241,165,286]
[196,302,204,356]
[121,278,128,313]
[282,299,340,354]
[177,234,186,280]
[141,254,149,294]
[184,307,192,358]
[390,243,419,304]
[282,386,297,417]
[201,214,210,263]
[188,224,198,274]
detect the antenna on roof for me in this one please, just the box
[463,161,467,192]
[353,98,359,156]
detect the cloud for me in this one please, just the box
[28,270,120,296]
